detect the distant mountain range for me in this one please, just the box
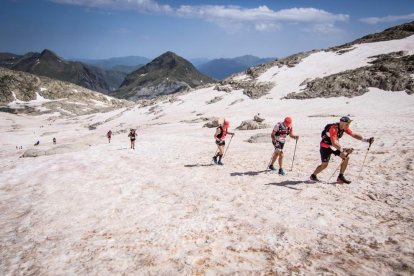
[197,55,276,80]
[111,51,216,101]
[76,56,150,73]
[0,50,126,93]
[74,55,276,79]
[1,20,413,116]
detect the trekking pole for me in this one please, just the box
[327,161,342,184]
[223,135,234,158]
[327,152,352,184]
[358,141,373,180]
[290,139,298,171]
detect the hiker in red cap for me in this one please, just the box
[107,130,112,143]
[213,120,235,165]
[310,116,374,184]
[268,116,299,175]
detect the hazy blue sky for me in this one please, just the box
[1,0,413,60]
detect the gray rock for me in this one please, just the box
[206,96,223,104]
[203,117,221,128]
[236,120,271,130]
[247,133,270,143]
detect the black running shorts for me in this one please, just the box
[273,140,285,150]
[216,140,225,146]
[320,147,340,162]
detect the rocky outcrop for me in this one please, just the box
[0,68,132,115]
[285,52,414,99]
[219,79,275,99]
[217,51,314,99]
[236,120,270,130]
[332,21,414,52]
[253,113,265,123]
[247,133,270,143]
[203,117,221,128]
[206,96,223,104]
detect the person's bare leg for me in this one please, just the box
[278,151,284,169]
[313,162,329,175]
[340,157,349,174]
[271,150,280,166]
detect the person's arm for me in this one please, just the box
[348,129,374,144]
[271,130,276,142]
[289,128,298,140]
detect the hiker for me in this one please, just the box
[107,130,112,143]
[268,116,299,175]
[128,129,137,149]
[212,120,235,165]
[53,137,56,144]
[310,116,374,184]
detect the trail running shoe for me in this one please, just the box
[218,160,224,166]
[212,156,218,164]
[278,168,285,176]
[337,174,351,184]
[269,165,276,171]
[310,174,320,182]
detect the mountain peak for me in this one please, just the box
[39,49,61,62]
[115,51,215,100]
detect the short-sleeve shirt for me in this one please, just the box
[273,122,292,143]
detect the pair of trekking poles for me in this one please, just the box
[327,140,374,183]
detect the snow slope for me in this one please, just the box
[1,36,414,275]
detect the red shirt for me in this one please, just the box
[320,125,353,148]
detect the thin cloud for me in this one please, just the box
[176,5,348,33]
[49,1,349,32]
[176,5,348,23]
[360,13,414,25]
[49,0,173,13]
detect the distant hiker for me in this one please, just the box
[212,120,235,165]
[53,137,56,144]
[268,117,299,175]
[107,130,112,143]
[128,129,137,149]
[310,116,374,184]
[34,141,40,146]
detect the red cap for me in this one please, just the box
[284,116,292,127]
[223,120,230,127]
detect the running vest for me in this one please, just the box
[321,123,343,145]
[216,126,227,140]
[273,122,291,142]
